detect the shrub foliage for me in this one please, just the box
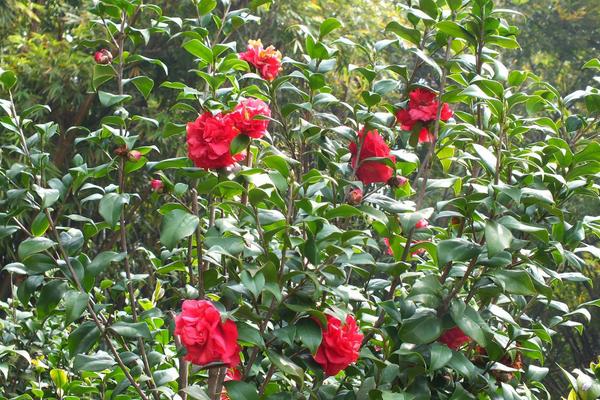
[1,0,600,399]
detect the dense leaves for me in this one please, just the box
[1,0,600,399]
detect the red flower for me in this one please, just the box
[415,219,429,229]
[349,129,396,185]
[174,300,240,367]
[187,112,245,170]
[231,98,271,139]
[239,39,283,81]
[313,315,363,376]
[94,49,113,64]
[396,88,453,143]
[150,179,164,192]
[220,368,242,400]
[347,188,363,205]
[383,238,394,256]
[439,327,471,350]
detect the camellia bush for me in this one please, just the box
[2,0,600,399]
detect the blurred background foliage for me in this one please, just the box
[0,0,598,396]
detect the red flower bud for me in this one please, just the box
[415,218,429,229]
[94,49,113,65]
[150,179,164,192]
[346,188,363,205]
[388,175,408,188]
[128,150,142,162]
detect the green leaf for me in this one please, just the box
[99,193,129,227]
[87,251,126,277]
[297,318,322,354]
[386,21,421,46]
[0,68,17,90]
[34,185,60,208]
[472,143,497,174]
[398,309,442,344]
[98,91,131,107]
[18,237,55,260]
[224,381,259,400]
[147,156,191,170]
[485,220,513,257]
[153,368,178,386]
[92,64,115,90]
[197,0,217,15]
[267,349,304,383]
[183,39,213,64]
[50,369,68,390]
[128,76,154,99]
[237,322,265,349]
[490,270,536,295]
[160,209,199,250]
[436,21,474,42]
[450,300,489,347]
[319,17,342,39]
[429,343,453,371]
[109,321,152,340]
[68,321,101,357]
[73,353,116,372]
[31,212,50,236]
[64,291,89,325]
[583,58,600,70]
[230,134,250,156]
[37,280,67,319]
[437,239,481,266]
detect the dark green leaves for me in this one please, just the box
[69,322,101,356]
[485,220,513,257]
[109,321,152,340]
[99,193,129,227]
[183,39,213,64]
[230,134,250,156]
[64,291,89,324]
[18,237,55,260]
[37,280,67,319]
[296,318,322,354]
[73,353,116,372]
[160,209,199,249]
[437,239,481,266]
[224,381,259,400]
[398,309,443,344]
[87,251,126,277]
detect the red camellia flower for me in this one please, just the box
[187,112,245,170]
[239,39,283,81]
[396,88,453,143]
[174,300,240,367]
[220,368,242,400]
[439,327,471,350]
[94,49,113,64]
[349,129,396,185]
[231,98,271,139]
[150,179,164,192]
[415,218,429,229]
[313,314,363,376]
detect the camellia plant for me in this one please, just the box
[1,0,600,399]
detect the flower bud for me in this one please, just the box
[346,188,363,205]
[415,218,429,229]
[114,145,129,157]
[128,150,142,162]
[150,179,164,192]
[94,49,113,65]
[388,175,407,188]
